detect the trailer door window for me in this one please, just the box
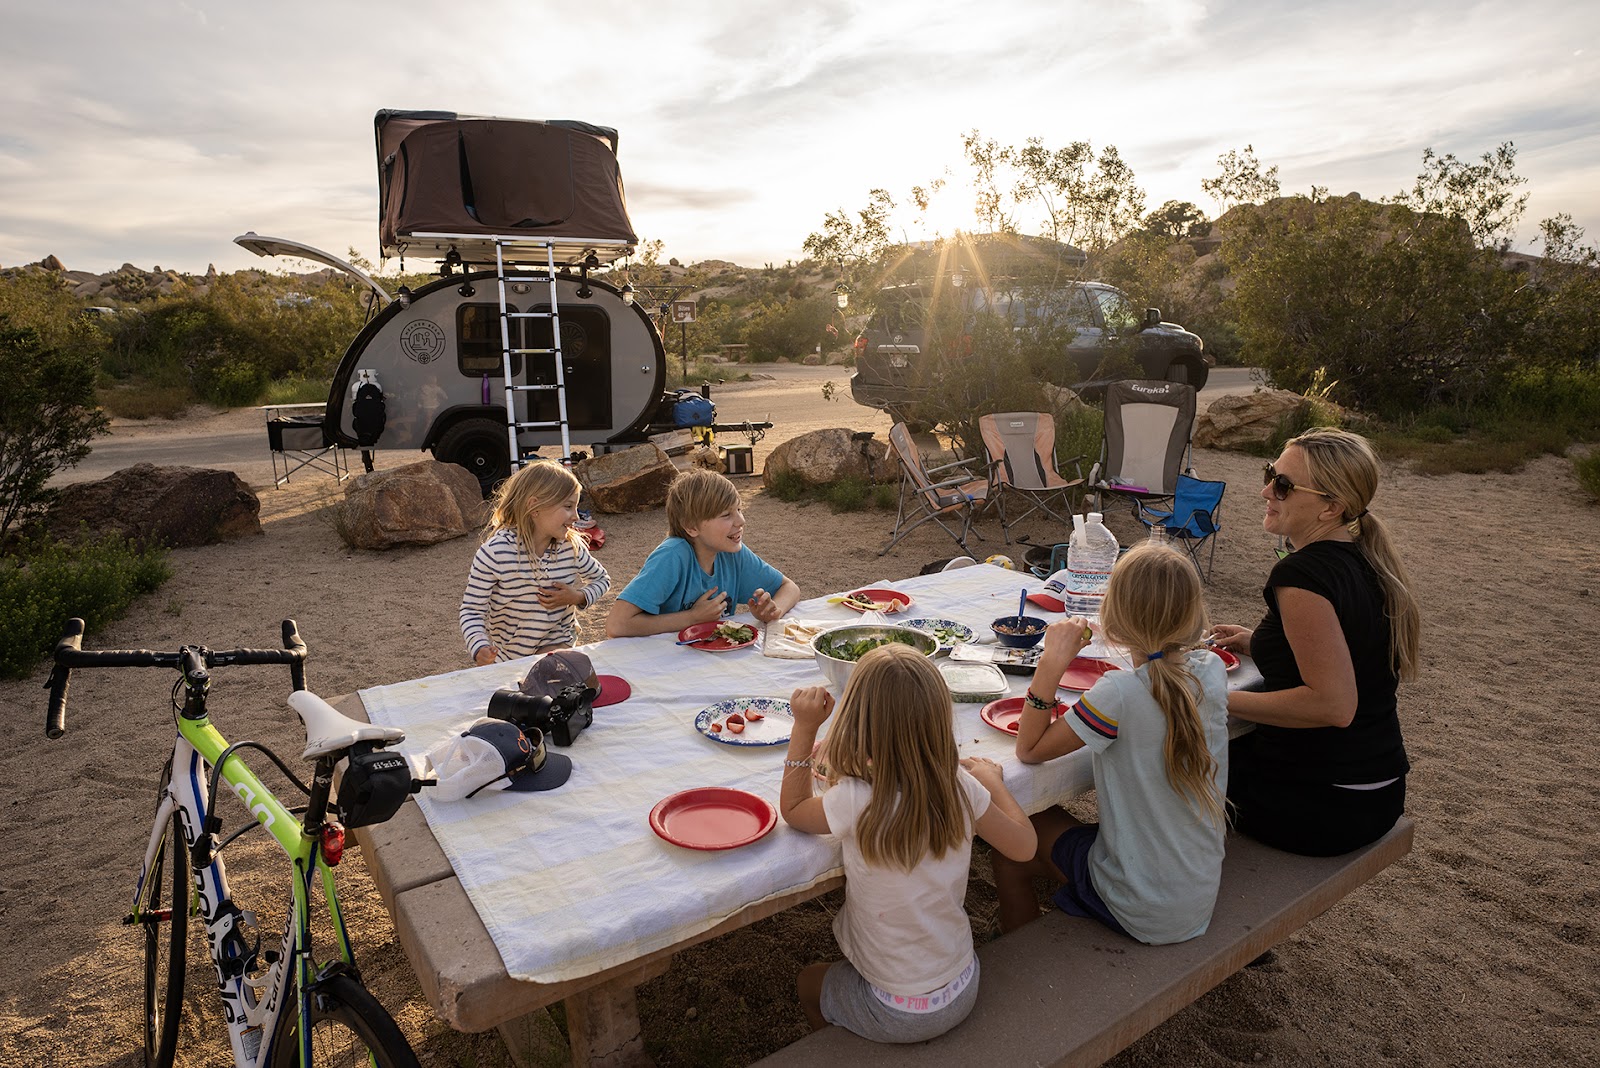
[523,305,612,431]
[456,304,521,377]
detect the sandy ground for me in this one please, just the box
[3,369,1597,1067]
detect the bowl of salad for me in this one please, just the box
[991,614,1047,649]
[812,623,938,691]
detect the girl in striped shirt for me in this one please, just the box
[460,461,610,664]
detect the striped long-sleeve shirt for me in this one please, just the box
[460,528,610,661]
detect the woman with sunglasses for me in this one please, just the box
[1208,428,1421,855]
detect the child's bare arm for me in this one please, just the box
[605,589,728,637]
[962,758,1038,861]
[780,686,832,834]
[1015,619,1091,763]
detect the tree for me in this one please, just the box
[1386,142,1527,252]
[802,189,896,286]
[1142,200,1210,239]
[0,318,110,538]
[1222,195,1522,413]
[960,132,1147,255]
[1201,145,1281,213]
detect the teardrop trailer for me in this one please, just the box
[239,109,765,492]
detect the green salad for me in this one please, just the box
[715,622,757,644]
[818,629,928,662]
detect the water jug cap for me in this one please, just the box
[1088,512,1104,524]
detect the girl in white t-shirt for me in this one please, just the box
[780,644,1037,1043]
[993,541,1231,944]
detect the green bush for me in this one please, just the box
[766,469,807,502]
[1574,450,1600,501]
[823,477,870,513]
[0,534,172,679]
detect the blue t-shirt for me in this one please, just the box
[617,537,785,616]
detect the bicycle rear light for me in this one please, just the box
[320,822,346,866]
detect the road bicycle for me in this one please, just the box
[46,617,425,1068]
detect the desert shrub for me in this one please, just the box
[1574,450,1600,501]
[823,477,869,513]
[97,378,197,419]
[872,482,898,510]
[765,469,807,502]
[263,376,332,406]
[0,533,172,679]
[1,319,110,538]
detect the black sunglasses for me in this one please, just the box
[1262,462,1333,502]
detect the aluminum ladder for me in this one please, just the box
[494,239,572,466]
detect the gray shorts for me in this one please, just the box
[819,957,980,1044]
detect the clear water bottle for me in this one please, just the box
[1064,511,1120,618]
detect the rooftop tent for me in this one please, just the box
[374,110,638,263]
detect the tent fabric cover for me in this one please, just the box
[375,110,637,253]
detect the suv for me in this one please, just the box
[849,281,1210,421]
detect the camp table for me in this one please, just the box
[342,563,1260,1065]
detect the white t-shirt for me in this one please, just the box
[1066,649,1231,944]
[821,767,992,995]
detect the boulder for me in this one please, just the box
[573,444,677,513]
[45,463,260,547]
[341,459,488,549]
[762,428,894,488]
[1195,390,1310,450]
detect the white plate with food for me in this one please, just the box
[694,698,795,746]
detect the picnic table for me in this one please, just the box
[343,563,1261,1066]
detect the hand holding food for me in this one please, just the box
[750,587,782,622]
[1040,617,1093,664]
[1206,624,1253,653]
[788,685,834,730]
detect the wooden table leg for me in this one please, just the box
[496,956,672,1068]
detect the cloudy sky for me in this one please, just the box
[2,0,1597,277]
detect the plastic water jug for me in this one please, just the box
[1063,511,1119,618]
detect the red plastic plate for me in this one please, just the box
[649,787,777,851]
[980,696,1065,736]
[842,588,913,614]
[1059,657,1120,692]
[1214,648,1240,671]
[677,621,758,651]
[593,674,632,706]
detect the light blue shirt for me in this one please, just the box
[617,537,785,617]
[1066,649,1231,944]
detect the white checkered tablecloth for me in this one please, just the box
[360,564,1109,985]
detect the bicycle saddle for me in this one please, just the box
[288,690,406,759]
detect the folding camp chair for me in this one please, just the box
[881,423,990,556]
[262,403,349,488]
[1136,473,1225,581]
[979,412,1086,543]
[1088,379,1197,517]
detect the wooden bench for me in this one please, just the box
[755,817,1414,1068]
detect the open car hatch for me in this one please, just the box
[234,233,391,304]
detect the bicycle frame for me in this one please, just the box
[131,715,355,1067]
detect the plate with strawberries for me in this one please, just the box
[694,698,795,746]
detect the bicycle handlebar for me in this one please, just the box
[44,618,309,738]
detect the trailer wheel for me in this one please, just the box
[434,418,511,497]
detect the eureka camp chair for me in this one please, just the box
[881,422,990,556]
[979,411,1086,543]
[1088,379,1197,517]
[1136,473,1225,581]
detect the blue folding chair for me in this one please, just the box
[1136,473,1225,581]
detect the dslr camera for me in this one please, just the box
[487,683,595,747]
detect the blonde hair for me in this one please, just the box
[665,469,740,540]
[1288,427,1421,681]
[1099,542,1224,828]
[822,644,973,871]
[487,461,584,553]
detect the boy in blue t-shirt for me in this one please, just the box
[606,470,801,638]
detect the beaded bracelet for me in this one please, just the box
[783,758,811,769]
[1024,690,1056,711]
